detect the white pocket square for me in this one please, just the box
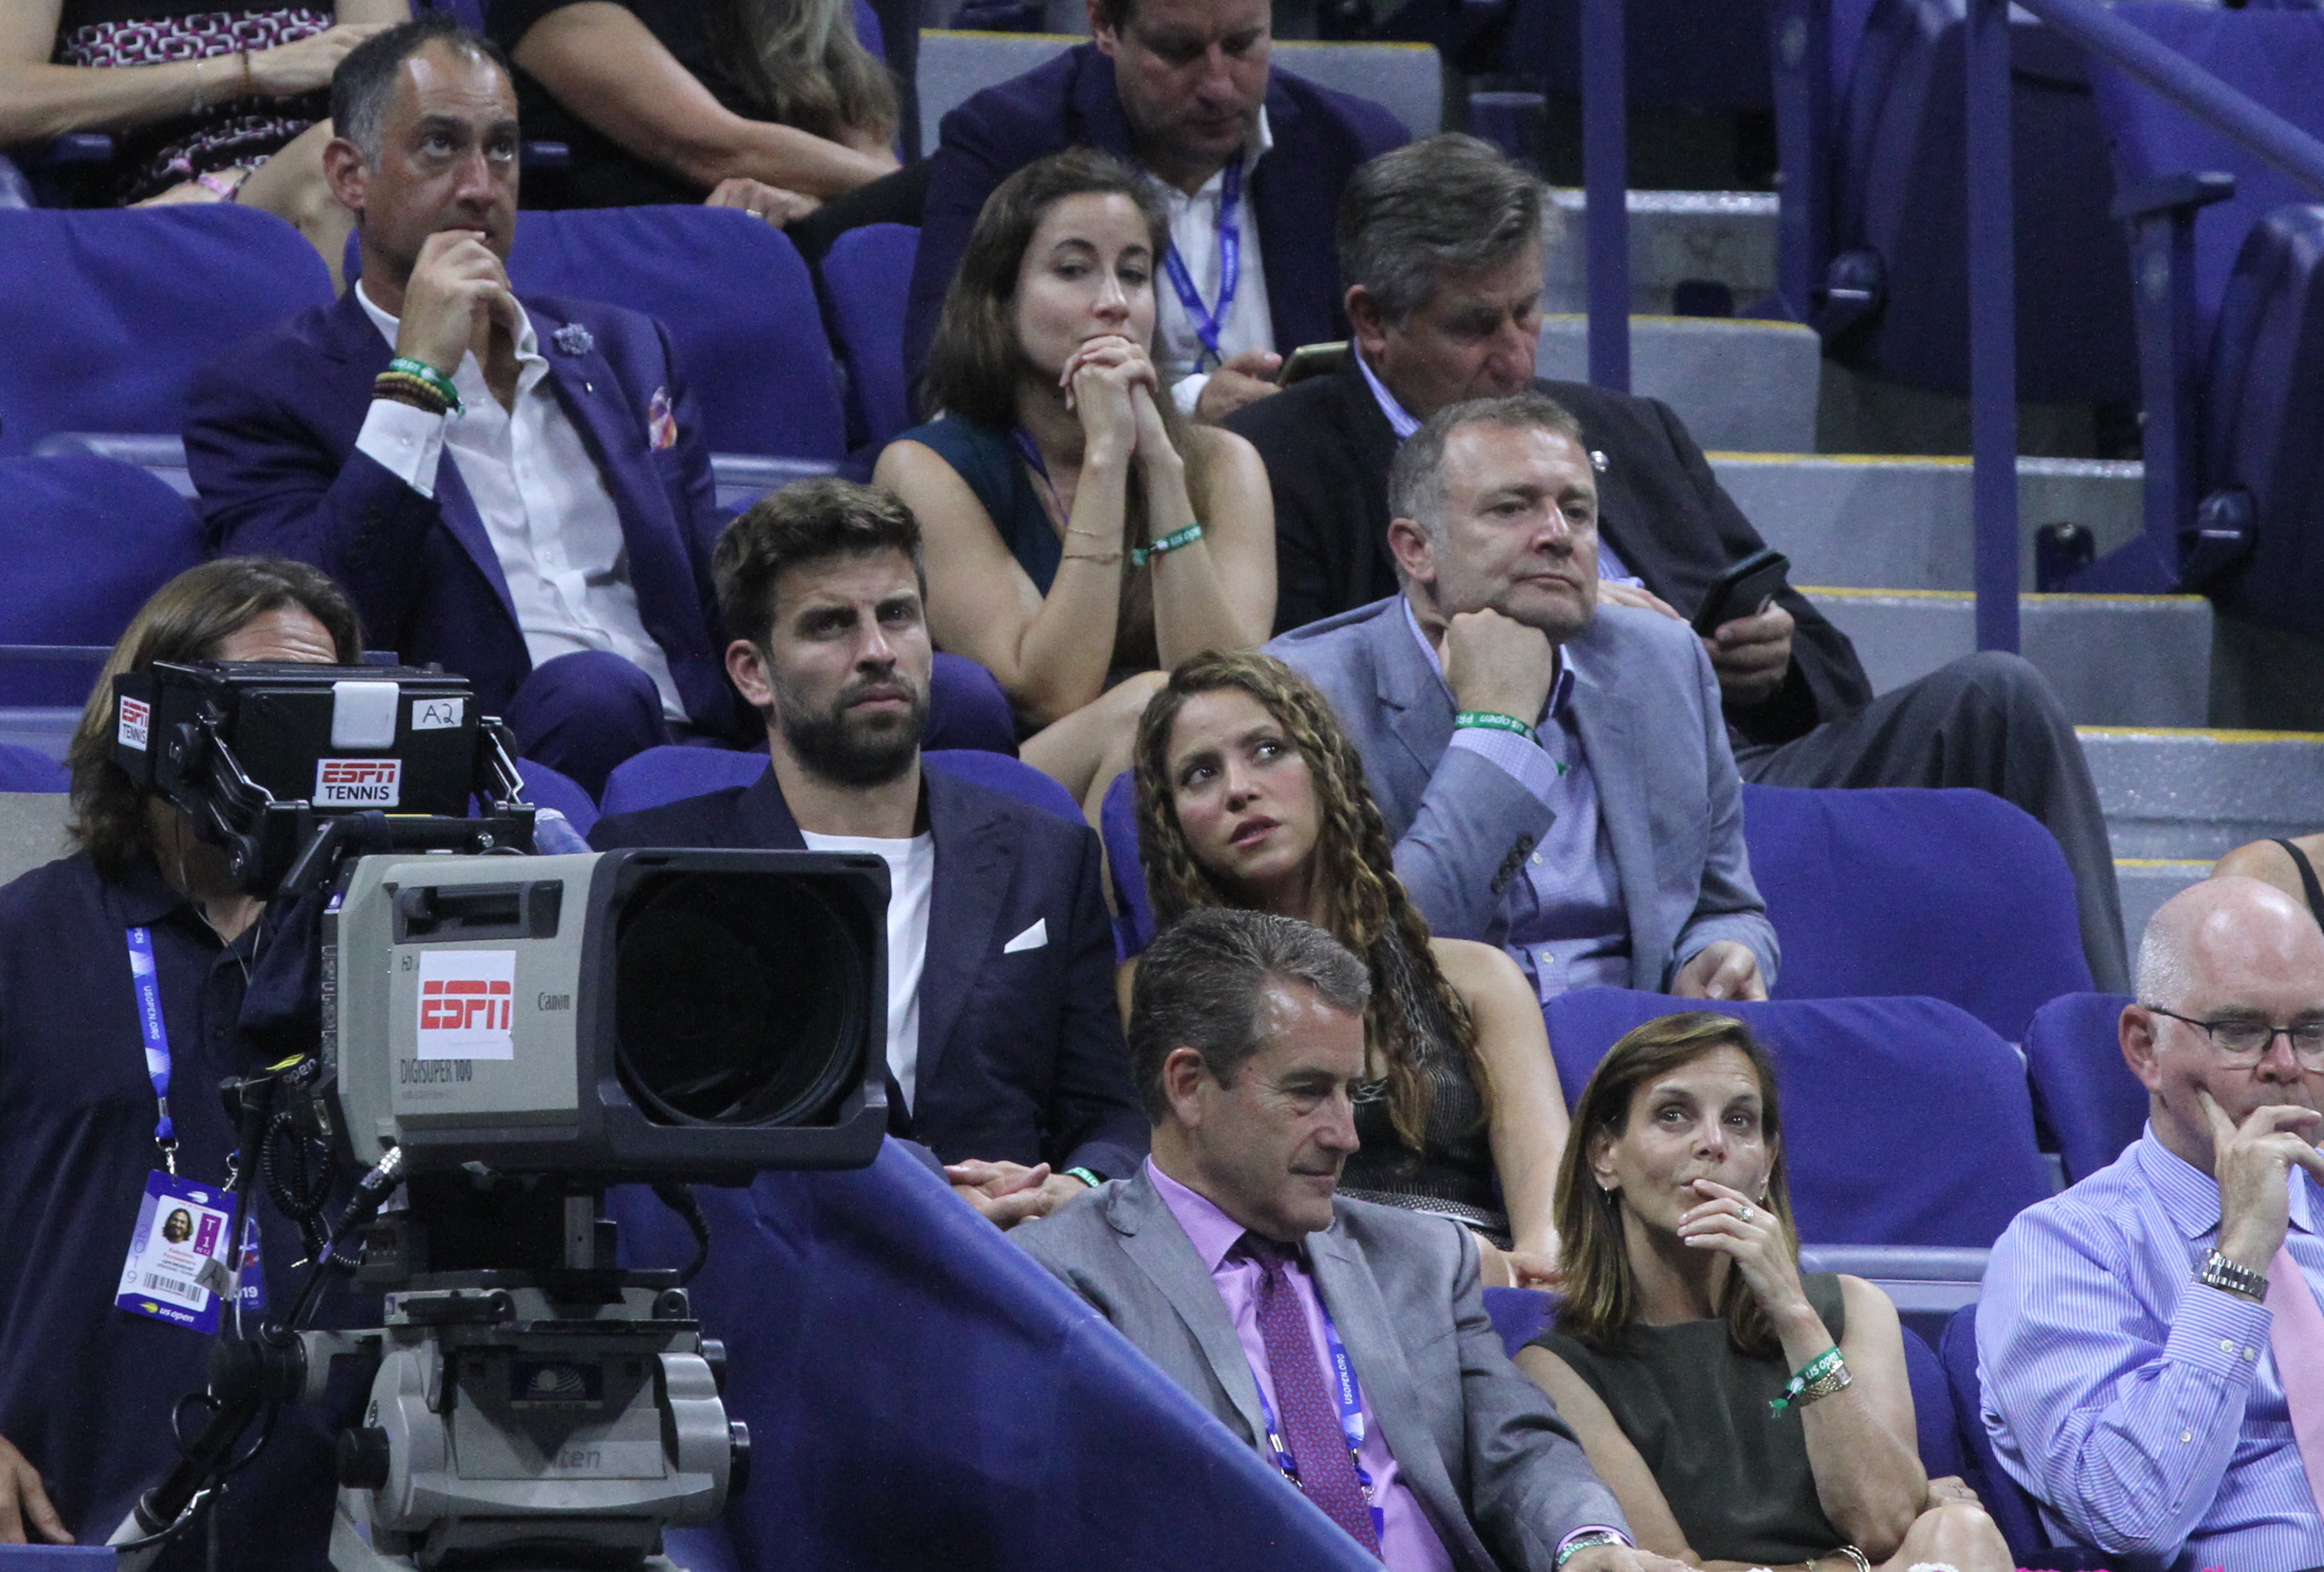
[1002,918,1047,954]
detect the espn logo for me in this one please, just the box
[420,976,512,1033]
[413,949,517,1060]
[118,696,150,751]
[316,757,402,806]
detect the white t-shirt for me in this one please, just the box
[801,829,936,1110]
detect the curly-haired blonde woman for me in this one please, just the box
[1125,649,1569,1287]
[1516,1012,2011,1572]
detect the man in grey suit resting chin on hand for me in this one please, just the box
[1267,390,1776,1005]
[1011,907,1682,1572]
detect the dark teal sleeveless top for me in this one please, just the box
[1530,1272,1851,1565]
[893,415,1062,591]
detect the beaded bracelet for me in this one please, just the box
[1129,522,1204,568]
[374,372,451,417]
[385,356,464,415]
[1769,1345,1845,1413]
[1454,710,1538,743]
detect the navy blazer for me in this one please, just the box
[903,42,1408,384]
[588,765,1147,1180]
[185,289,740,731]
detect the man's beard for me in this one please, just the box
[774,670,929,789]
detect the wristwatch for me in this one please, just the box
[2195,1249,2269,1302]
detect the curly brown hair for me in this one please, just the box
[1132,649,1490,1150]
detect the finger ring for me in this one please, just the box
[1738,1205,1755,1222]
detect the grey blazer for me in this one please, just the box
[1266,596,1778,991]
[1014,1171,1629,1572]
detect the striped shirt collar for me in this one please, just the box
[1356,349,1421,441]
[2132,1122,2317,1242]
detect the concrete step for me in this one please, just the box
[1539,316,1821,454]
[1542,189,1780,317]
[1804,589,2211,728]
[1712,454,2145,593]
[2116,858,2211,958]
[2080,726,2324,862]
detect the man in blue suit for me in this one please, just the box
[590,479,1147,1226]
[903,0,1406,422]
[185,16,740,798]
[1270,390,1778,1003]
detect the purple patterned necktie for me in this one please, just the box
[1244,1232,1382,1556]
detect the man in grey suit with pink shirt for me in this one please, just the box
[1012,907,1679,1572]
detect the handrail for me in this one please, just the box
[1965,0,2020,653]
[1581,0,1631,390]
[2014,0,2324,199]
[1964,0,2324,627]
[1580,0,2324,642]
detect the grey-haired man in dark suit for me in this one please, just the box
[1014,907,1677,1572]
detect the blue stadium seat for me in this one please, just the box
[1541,989,2053,1249]
[510,758,598,836]
[1741,784,2092,1042]
[0,745,67,793]
[822,224,921,448]
[1824,0,2137,403]
[0,206,333,456]
[1939,1304,2113,1569]
[500,207,847,462]
[2083,5,2324,636]
[2021,991,2144,1184]
[1098,770,1151,958]
[0,457,207,705]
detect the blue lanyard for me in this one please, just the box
[1252,1296,1387,1540]
[1160,160,1242,369]
[126,927,176,1171]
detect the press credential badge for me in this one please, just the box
[116,1172,238,1334]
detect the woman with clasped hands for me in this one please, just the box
[875,148,1273,820]
[1516,1012,2013,1572]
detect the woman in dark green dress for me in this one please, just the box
[1516,1012,2011,1572]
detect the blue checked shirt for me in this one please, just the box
[1400,600,1631,1002]
[1978,1127,2324,1571]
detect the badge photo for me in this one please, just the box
[116,1173,238,1334]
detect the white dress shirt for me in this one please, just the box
[352,284,687,721]
[800,829,936,1109]
[1153,110,1277,414]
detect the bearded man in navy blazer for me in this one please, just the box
[903,0,1406,422]
[185,15,740,799]
[589,478,1147,1226]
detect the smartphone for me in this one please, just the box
[1690,548,1791,637]
[1276,341,1350,387]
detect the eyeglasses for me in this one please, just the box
[2142,1005,2324,1066]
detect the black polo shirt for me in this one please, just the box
[0,851,351,1567]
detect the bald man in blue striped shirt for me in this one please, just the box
[1978,876,2324,1572]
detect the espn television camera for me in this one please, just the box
[103,659,890,1572]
